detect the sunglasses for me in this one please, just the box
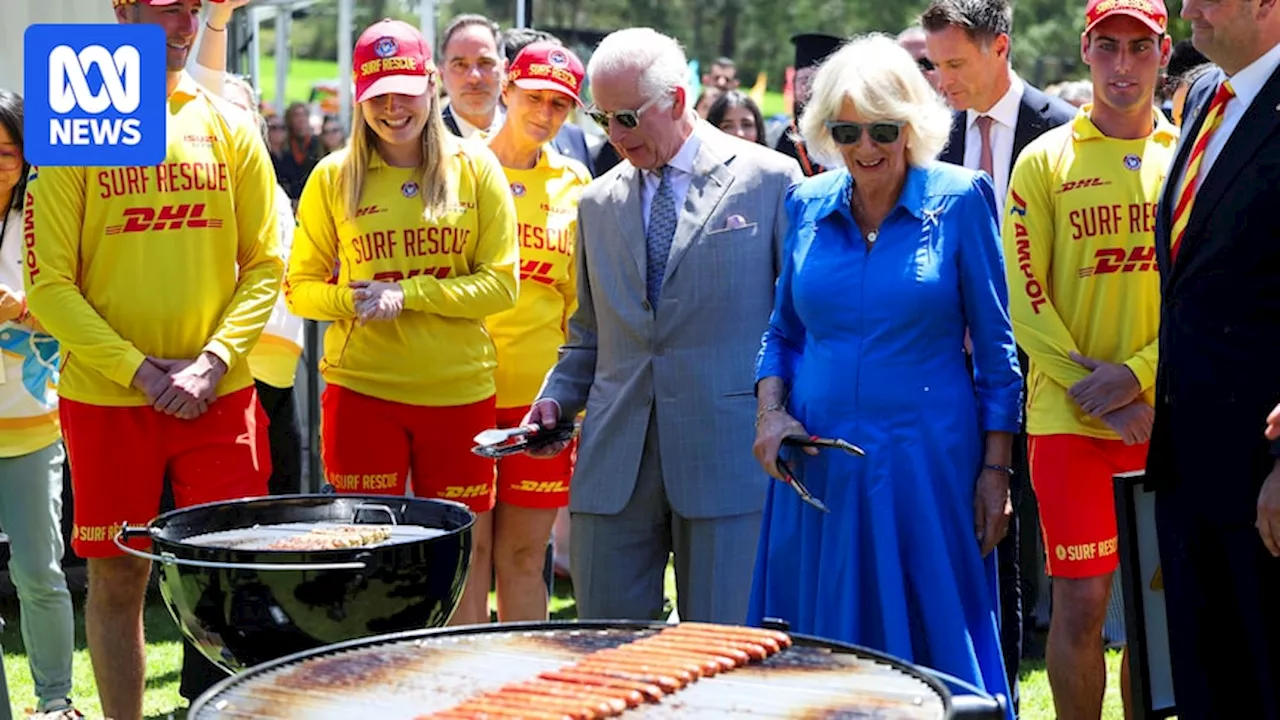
[917,57,936,72]
[588,92,666,130]
[825,120,906,145]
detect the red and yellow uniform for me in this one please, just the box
[487,148,589,508]
[1003,106,1177,577]
[287,141,518,512]
[24,73,282,557]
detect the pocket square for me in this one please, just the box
[723,214,749,230]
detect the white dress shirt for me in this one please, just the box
[641,128,703,233]
[452,104,506,140]
[1192,41,1280,187]
[963,73,1025,215]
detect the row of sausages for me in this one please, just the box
[419,623,794,720]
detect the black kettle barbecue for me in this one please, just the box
[113,494,475,673]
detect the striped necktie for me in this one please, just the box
[1169,80,1235,263]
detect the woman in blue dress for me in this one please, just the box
[749,34,1021,716]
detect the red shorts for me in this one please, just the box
[320,385,496,513]
[61,387,271,559]
[1029,434,1149,579]
[495,406,573,509]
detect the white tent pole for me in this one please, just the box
[274,6,290,114]
[338,0,354,131]
[420,0,436,55]
[248,5,262,92]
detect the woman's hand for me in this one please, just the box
[752,408,818,481]
[350,280,405,323]
[973,467,1012,557]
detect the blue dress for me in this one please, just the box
[749,163,1021,715]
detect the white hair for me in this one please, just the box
[586,28,690,109]
[800,33,953,168]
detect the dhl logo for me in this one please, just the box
[519,259,557,286]
[1077,245,1157,277]
[355,205,386,217]
[372,267,451,282]
[1059,177,1111,194]
[512,480,569,493]
[442,483,491,499]
[105,204,221,234]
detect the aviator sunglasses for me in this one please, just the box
[588,92,667,130]
[825,119,906,146]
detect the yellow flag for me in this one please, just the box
[749,71,768,108]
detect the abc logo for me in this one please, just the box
[48,44,143,146]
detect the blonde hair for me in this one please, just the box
[340,90,452,223]
[799,33,953,168]
[221,74,268,144]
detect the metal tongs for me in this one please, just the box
[471,423,579,459]
[775,434,867,513]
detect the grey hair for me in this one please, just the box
[897,25,927,44]
[799,33,953,168]
[586,28,690,109]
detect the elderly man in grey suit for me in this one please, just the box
[525,27,803,624]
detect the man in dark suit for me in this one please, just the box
[1148,0,1280,714]
[498,27,594,172]
[438,15,507,140]
[921,0,1076,710]
[773,33,844,177]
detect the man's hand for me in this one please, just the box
[152,353,226,419]
[521,399,571,457]
[1099,399,1155,446]
[1257,462,1280,557]
[1266,403,1280,441]
[974,467,1012,557]
[350,280,405,324]
[1068,352,1141,417]
[131,359,172,405]
[0,285,24,324]
[206,0,251,30]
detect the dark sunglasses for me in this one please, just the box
[825,120,906,145]
[588,93,665,130]
[917,57,936,72]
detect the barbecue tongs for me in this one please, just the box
[471,423,579,459]
[776,434,867,513]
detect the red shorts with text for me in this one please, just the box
[1029,433,1149,578]
[61,387,271,559]
[495,406,573,509]
[320,385,496,513]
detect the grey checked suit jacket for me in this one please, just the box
[538,123,803,519]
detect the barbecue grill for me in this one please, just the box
[114,494,475,673]
[189,620,1006,719]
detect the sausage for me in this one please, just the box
[480,689,612,719]
[592,647,716,676]
[507,679,637,710]
[659,627,779,656]
[604,643,735,672]
[538,669,667,702]
[568,660,689,690]
[633,636,753,664]
[673,622,793,648]
[449,700,575,720]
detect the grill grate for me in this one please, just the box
[193,626,948,719]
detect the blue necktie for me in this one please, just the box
[646,167,677,307]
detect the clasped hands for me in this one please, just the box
[1068,352,1152,445]
[350,280,404,324]
[131,352,227,420]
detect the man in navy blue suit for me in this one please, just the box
[498,27,595,173]
[1148,0,1280,715]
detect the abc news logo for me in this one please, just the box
[24,24,166,167]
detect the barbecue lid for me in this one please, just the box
[190,621,960,719]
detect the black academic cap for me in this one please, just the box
[791,32,845,70]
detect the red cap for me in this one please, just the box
[353,19,433,104]
[507,42,586,106]
[113,0,189,7]
[1084,0,1168,35]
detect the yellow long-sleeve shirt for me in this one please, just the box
[486,149,589,409]
[24,73,283,407]
[1003,106,1177,438]
[285,141,519,406]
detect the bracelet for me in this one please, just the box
[755,403,785,427]
[206,22,226,33]
[983,463,1015,476]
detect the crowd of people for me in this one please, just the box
[0,0,1278,718]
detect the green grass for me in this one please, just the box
[0,562,1126,719]
[253,56,790,118]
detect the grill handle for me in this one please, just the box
[920,667,1006,720]
[112,526,369,572]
